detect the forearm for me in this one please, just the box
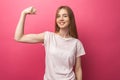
[75,68,82,80]
[14,12,26,41]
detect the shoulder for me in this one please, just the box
[72,38,82,43]
[44,31,54,34]
[73,38,84,47]
[44,31,55,38]
[43,31,55,44]
[76,39,82,44]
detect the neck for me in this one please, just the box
[57,28,70,38]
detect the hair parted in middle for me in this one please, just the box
[55,6,78,39]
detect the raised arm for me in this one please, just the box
[14,7,44,43]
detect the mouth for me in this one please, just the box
[58,22,65,25]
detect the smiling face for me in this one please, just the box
[56,9,70,29]
[55,6,78,38]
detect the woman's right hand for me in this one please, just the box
[22,6,36,15]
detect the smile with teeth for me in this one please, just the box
[59,22,65,25]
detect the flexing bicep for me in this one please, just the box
[15,33,44,43]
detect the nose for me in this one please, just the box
[59,16,64,21]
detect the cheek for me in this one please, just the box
[56,19,59,23]
[66,19,70,24]
[65,18,70,22]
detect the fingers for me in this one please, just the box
[22,6,37,15]
[30,7,36,14]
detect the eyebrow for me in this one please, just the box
[57,13,68,15]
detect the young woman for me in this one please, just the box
[14,6,85,80]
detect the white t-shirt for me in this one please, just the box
[43,31,85,80]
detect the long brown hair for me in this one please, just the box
[55,6,78,38]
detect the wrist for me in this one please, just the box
[21,11,27,16]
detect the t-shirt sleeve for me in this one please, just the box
[43,31,50,47]
[76,40,86,57]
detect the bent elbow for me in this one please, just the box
[14,36,21,42]
[14,37,19,41]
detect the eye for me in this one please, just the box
[63,14,68,17]
[57,14,60,18]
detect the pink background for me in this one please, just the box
[0,0,120,80]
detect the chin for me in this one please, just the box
[59,26,68,29]
[58,24,69,28]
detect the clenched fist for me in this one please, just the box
[22,6,36,15]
